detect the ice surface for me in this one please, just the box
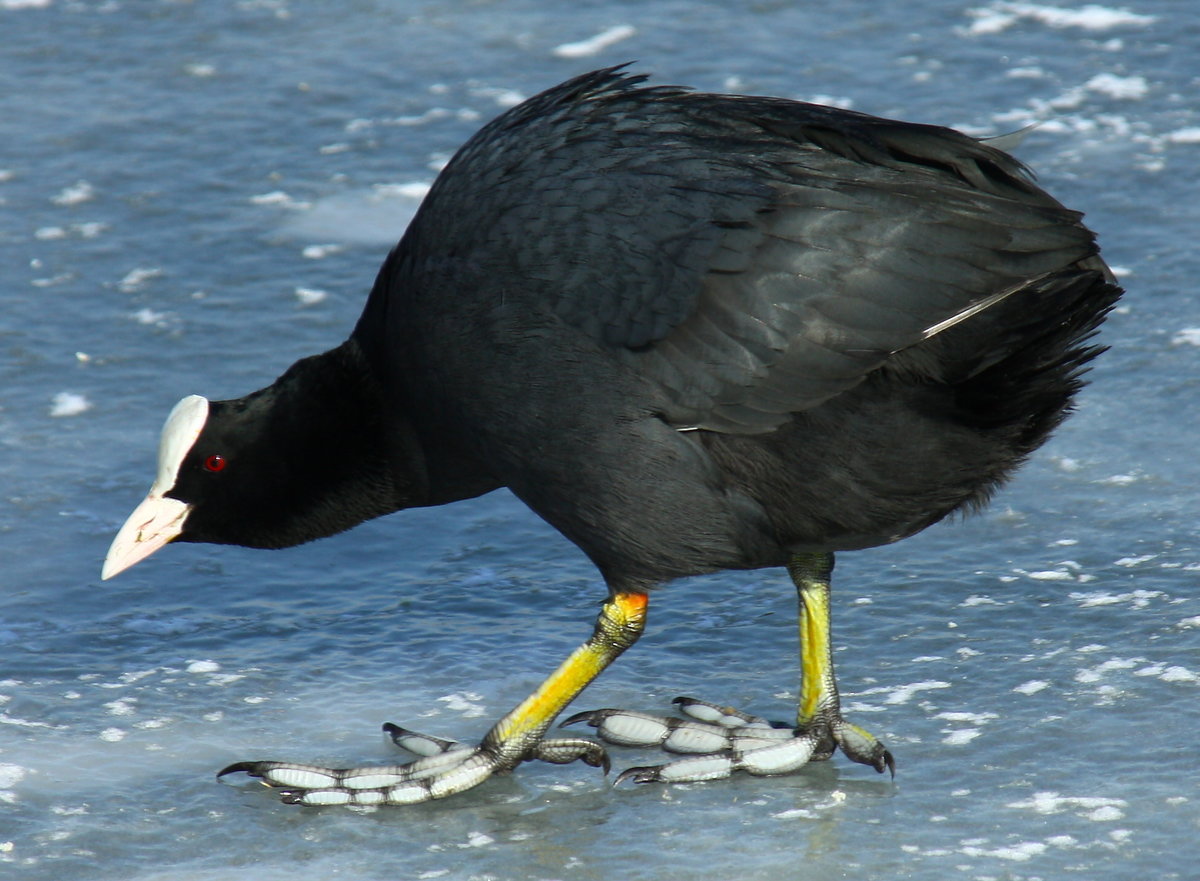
[282,187,424,245]
[2,1,1197,880]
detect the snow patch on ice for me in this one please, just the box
[961,594,1002,606]
[553,25,637,58]
[1006,65,1046,79]
[132,307,172,328]
[1085,73,1149,100]
[374,181,431,200]
[1075,657,1140,682]
[1159,666,1198,683]
[437,692,487,718]
[294,287,327,305]
[1007,791,1127,818]
[1166,128,1200,145]
[282,185,424,245]
[942,728,982,746]
[457,830,495,848]
[961,839,1047,861]
[1,712,66,730]
[104,698,138,716]
[1113,555,1156,568]
[301,243,343,259]
[938,711,996,724]
[119,267,163,292]
[965,2,1156,36]
[1013,679,1050,695]
[0,764,26,789]
[50,391,91,417]
[1070,588,1163,608]
[52,180,95,205]
[884,681,951,705]
[250,190,311,210]
[1024,568,1077,581]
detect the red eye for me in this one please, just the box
[204,455,227,473]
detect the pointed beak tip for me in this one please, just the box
[102,495,191,583]
[100,540,145,582]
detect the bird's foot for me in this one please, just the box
[562,696,893,785]
[218,724,608,806]
[217,590,649,807]
[827,716,894,776]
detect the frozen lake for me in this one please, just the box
[2,1,1197,879]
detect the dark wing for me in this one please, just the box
[405,68,1105,433]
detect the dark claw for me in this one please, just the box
[559,709,607,729]
[528,737,611,774]
[672,695,737,712]
[613,765,663,786]
[578,742,611,773]
[217,761,264,779]
[279,791,304,804]
[382,721,403,740]
[878,749,896,779]
[585,747,611,774]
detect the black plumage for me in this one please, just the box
[106,67,1121,804]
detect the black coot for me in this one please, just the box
[104,67,1121,806]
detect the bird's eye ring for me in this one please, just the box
[204,455,227,473]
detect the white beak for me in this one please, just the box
[101,394,209,581]
[101,494,192,580]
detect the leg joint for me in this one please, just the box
[593,591,648,651]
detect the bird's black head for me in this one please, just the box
[103,341,426,578]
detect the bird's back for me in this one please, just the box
[353,68,1120,580]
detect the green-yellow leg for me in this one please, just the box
[482,589,648,767]
[220,590,649,805]
[791,551,894,775]
[563,556,893,784]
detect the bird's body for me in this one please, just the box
[105,68,1121,805]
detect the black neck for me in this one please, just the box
[176,339,427,549]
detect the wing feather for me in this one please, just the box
[400,69,1105,434]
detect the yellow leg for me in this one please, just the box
[790,551,894,775]
[483,590,648,766]
[791,552,839,734]
[221,590,649,805]
[561,559,892,784]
